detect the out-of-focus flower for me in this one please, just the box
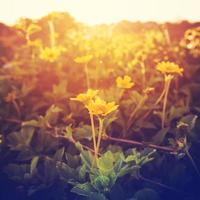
[39,46,65,62]
[86,97,118,116]
[116,75,134,89]
[156,61,183,75]
[70,89,99,105]
[4,91,17,102]
[74,55,93,64]
[27,39,42,48]
[143,87,155,94]
[181,26,200,58]
[26,24,41,36]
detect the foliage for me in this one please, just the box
[0,12,200,200]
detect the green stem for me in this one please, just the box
[140,81,167,121]
[141,62,146,88]
[185,148,200,178]
[161,76,172,128]
[104,135,177,153]
[126,95,147,130]
[48,20,56,48]
[139,174,186,194]
[96,117,104,155]
[12,100,21,117]
[118,89,124,102]
[89,113,97,162]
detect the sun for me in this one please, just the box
[0,0,199,25]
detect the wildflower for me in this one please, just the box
[27,39,42,48]
[4,91,17,102]
[70,89,99,105]
[156,61,183,75]
[86,97,118,116]
[40,46,64,62]
[116,75,134,89]
[74,55,93,64]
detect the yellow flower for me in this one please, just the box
[116,75,134,89]
[70,89,99,105]
[86,97,118,116]
[74,55,93,64]
[40,46,65,62]
[156,61,183,75]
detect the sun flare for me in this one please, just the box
[0,0,199,25]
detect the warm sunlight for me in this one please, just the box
[1,0,200,199]
[0,0,200,25]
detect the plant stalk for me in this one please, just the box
[96,117,104,156]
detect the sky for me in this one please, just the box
[0,0,200,25]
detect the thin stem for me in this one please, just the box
[154,85,167,106]
[4,118,21,124]
[139,174,187,194]
[140,81,167,121]
[49,133,99,156]
[12,100,21,117]
[185,148,200,178]
[96,117,104,156]
[126,95,147,130]
[104,135,177,153]
[48,20,56,47]
[118,89,124,101]
[89,112,97,161]
[141,62,146,88]
[161,76,172,128]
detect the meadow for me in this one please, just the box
[0,12,200,200]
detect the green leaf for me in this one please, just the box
[97,151,114,175]
[80,150,93,171]
[22,120,40,127]
[65,124,73,139]
[179,114,198,131]
[92,175,110,192]
[45,105,62,125]
[53,147,65,161]
[71,182,95,197]
[57,162,78,184]
[151,127,169,145]
[7,127,35,151]
[4,164,30,182]
[74,124,93,140]
[79,164,87,180]
[30,156,39,174]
